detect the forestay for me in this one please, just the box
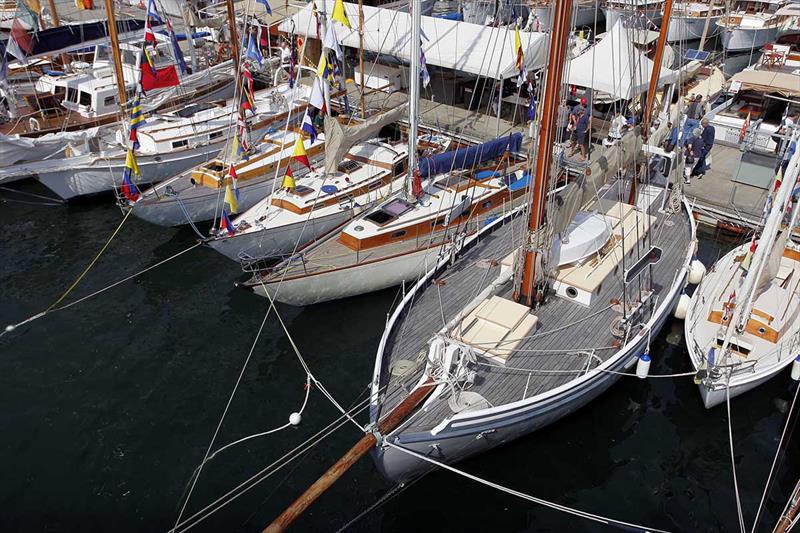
[279,1,548,79]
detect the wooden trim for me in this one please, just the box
[344,153,395,171]
[751,308,774,324]
[783,247,800,262]
[270,172,395,215]
[743,318,779,343]
[340,186,527,251]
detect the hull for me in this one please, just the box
[34,147,220,201]
[371,196,696,482]
[207,210,352,262]
[667,15,721,42]
[604,6,663,31]
[699,370,782,409]
[531,3,601,30]
[720,25,780,52]
[130,175,276,227]
[257,245,442,305]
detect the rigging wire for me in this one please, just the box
[726,373,748,533]
[751,382,800,532]
[386,440,671,533]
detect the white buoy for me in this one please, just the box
[289,412,302,426]
[791,356,800,382]
[5,324,15,332]
[688,258,706,285]
[674,293,691,320]
[636,353,651,379]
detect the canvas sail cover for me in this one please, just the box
[323,104,407,175]
[418,133,522,178]
[280,1,548,79]
[567,21,678,100]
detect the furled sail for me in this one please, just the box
[417,133,522,178]
[323,104,407,176]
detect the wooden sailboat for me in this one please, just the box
[365,0,696,483]
[262,0,695,529]
[684,134,800,408]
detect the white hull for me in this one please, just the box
[531,3,601,30]
[698,370,785,408]
[720,25,781,52]
[34,147,221,201]
[207,210,352,263]
[257,245,443,305]
[130,175,276,227]
[667,15,722,42]
[604,7,663,31]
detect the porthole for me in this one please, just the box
[566,286,578,299]
[758,327,766,335]
[354,225,364,231]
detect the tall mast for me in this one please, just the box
[358,0,366,118]
[698,0,716,51]
[630,0,673,205]
[103,0,128,109]
[407,0,421,191]
[225,0,241,74]
[516,0,573,306]
[46,0,61,26]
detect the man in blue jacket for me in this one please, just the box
[692,118,715,177]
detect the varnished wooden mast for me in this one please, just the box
[262,378,436,533]
[631,0,674,204]
[516,0,573,306]
[46,0,61,26]
[225,0,241,74]
[103,0,128,110]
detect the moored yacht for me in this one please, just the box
[667,2,725,42]
[718,0,790,52]
[603,0,664,31]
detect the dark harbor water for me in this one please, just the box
[1,182,798,532]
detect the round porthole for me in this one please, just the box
[758,327,766,335]
[566,286,578,299]
[354,225,364,231]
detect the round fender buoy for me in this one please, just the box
[674,293,691,320]
[289,412,302,426]
[636,352,651,379]
[791,356,800,382]
[688,258,706,285]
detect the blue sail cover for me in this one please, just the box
[418,132,523,178]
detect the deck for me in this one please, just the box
[376,177,692,435]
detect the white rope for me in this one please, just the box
[1,243,202,338]
[386,441,670,532]
[726,373,748,533]
[751,382,800,532]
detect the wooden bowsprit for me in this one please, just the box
[263,378,435,533]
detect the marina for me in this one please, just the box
[1,0,800,530]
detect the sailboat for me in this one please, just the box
[242,133,527,305]
[366,0,696,482]
[684,134,800,408]
[205,107,443,263]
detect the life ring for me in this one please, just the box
[28,117,40,131]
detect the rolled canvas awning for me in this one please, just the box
[731,70,800,98]
[566,21,678,100]
[279,1,548,79]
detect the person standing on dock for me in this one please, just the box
[693,118,715,177]
[683,95,705,146]
[570,107,590,162]
[685,127,705,184]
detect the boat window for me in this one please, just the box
[104,95,116,107]
[368,180,384,191]
[53,86,65,98]
[431,216,446,227]
[67,87,78,102]
[365,198,414,226]
[122,50,138,66]
[172,139,189,149]
[433,174,472,191]
[79,91,92,107]
[338,160,362,173]
[209,131,224,140]
[482,200,492,209]
[176,102,215,118]
[393,160,406,176]
[293,185,315,196]
[391,230,406,239]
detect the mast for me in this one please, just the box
[630,0,673,205]
[516,0,573,306]
[407,0,421,192]
[698,0,716,51]
[46,0,61,26]
[103,0,128,109]
[358,0,366,118]
[225,0,241,74]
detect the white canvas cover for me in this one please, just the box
[566,21,678,100]
[280,1,548,79]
